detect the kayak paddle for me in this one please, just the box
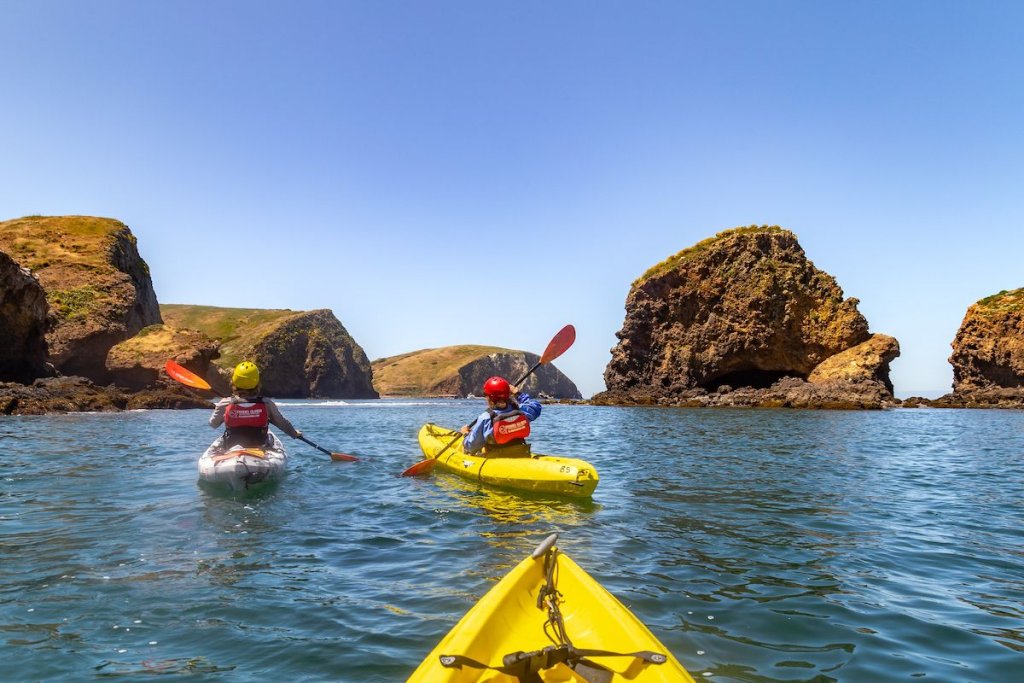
[401,324,576,477]
[298,434,358,461]
[164,359,359,462]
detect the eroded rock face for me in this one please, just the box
[458,353,582,399]
[808,334,900,394]
[0,251,50,382]
[911,288,1024,408]
[160,305,379,399]
[597,226,896,407]
[949,288,1024,392]
[246,309,378,398]
[0,216,162,382]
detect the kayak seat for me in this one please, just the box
[481,441,532,458]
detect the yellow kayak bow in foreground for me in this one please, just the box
[407,534,695,682]
[417,423,599,498]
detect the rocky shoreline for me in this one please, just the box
[3,218,1023,414]
[0,377,211,416]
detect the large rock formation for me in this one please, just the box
[161,304,378,398]
[808,333,901,394]
[0,251,51,382]
[106,324,221,391]
[950,288,1024,391]
[0,216,161,381]
[922,288,1024,408]
[595,226,898,408]
[372,346,582,399]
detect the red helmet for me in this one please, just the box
[483,376,511,399]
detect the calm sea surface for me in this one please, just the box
[1,401,1022,682]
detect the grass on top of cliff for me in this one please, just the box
[0,215,147,321]
[160,304,304,366]
[0,215,130,272]
[108,324,211,364]
[976,288,1024,314]
[634,224,788,287]
[371,345,511,395]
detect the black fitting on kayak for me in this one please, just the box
[438,645,668,683]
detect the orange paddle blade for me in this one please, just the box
[164,360,212,391]
[540,324,576,364]
[330,452,359,462]
[402,459,436,477]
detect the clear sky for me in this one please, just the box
[2,1,1022,398]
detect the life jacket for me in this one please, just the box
[223,398,269,448]
[482,404,532,457]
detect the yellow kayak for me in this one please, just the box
[417,423,599,498]
[407,534,695,682]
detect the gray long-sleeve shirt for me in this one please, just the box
[209,395,300,438]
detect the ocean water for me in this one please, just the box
[1,401,1022,682]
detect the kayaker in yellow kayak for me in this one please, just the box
[459,376,542,457]
[209,361,302,450]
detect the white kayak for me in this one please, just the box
[197,432,288,492]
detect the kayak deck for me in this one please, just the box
[417,423,599,498]
[407,534,694,682]
[198,433,287,492]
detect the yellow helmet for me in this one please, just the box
[232,361,260,390]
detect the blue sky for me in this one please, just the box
[2,1,1022,397]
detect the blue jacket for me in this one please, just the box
[462,393,542,455]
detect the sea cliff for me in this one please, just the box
[0,215,377,413]
[594,226,900,408]
[913,288,1024,408]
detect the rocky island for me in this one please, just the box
[372,345,581,399]
[918,288,1024,408]
[593,226,900,409]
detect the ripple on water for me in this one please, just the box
[1,405,1023,680]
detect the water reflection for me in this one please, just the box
[432,474,599,531]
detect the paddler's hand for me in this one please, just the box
[459,424,471,435]
[508,385,519,398]
[294,429,303,438]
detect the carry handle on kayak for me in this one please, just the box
[400,325,576,477]
[531,533,559,559]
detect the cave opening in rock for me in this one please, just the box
[703,369,805,391]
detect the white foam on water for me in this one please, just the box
[280,399,464,408]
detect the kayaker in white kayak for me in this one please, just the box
[460,376,541,457]
[209,361,302,450]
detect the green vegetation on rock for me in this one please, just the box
[634,224,786,286]
[0,215,151,321]
[976,288,1024,314]
[160,304,301,368]
[49,285,101,319]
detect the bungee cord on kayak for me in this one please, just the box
[412,534,690,682]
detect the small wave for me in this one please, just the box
[348,401,460,408]
[280,400,466,408]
